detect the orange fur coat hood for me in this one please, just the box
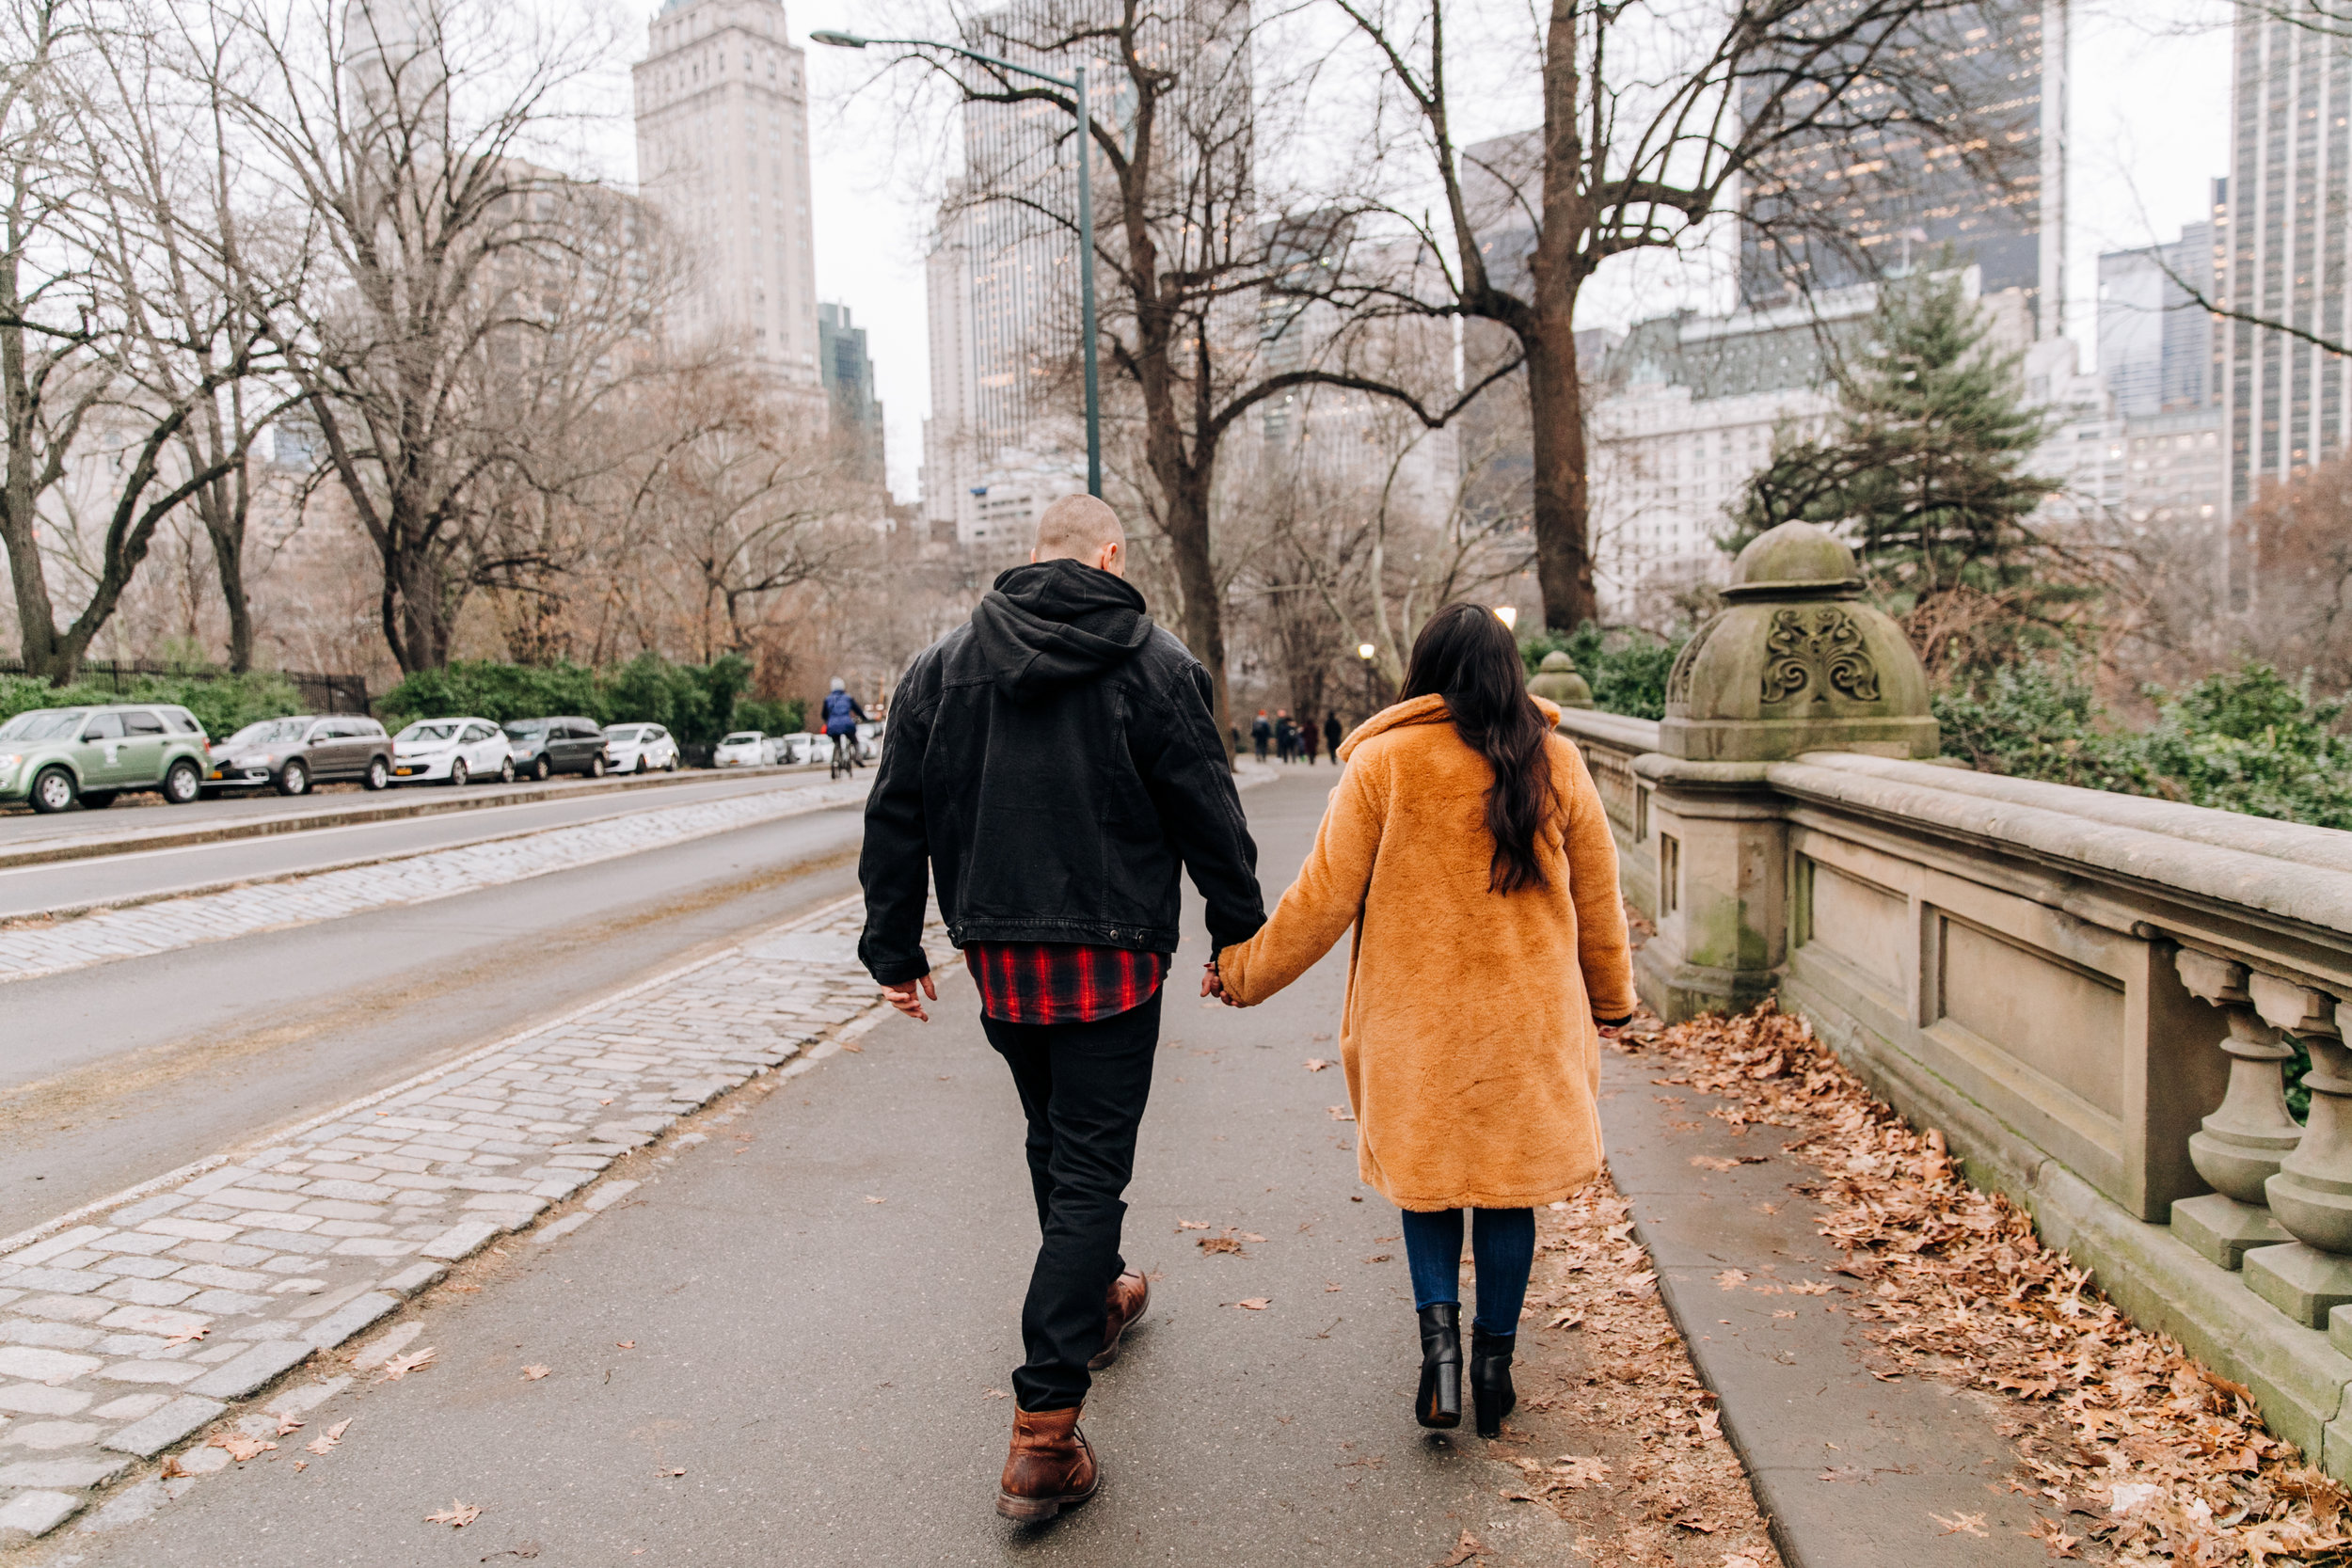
[1216,694,1638,1210]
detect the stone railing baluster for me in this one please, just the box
[2172,950,2301,1270]
[2246,977,2352,1326]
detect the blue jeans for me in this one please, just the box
[1399,1207,1535,1338]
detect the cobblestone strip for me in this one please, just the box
[0,779,866,986]
[0,892,945,1544]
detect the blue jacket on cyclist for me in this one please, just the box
[821,680,867,737]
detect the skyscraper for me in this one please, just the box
[819,303,884,486]
[2218,7,2352,553]
[631,0,822,396]
[1740,0,2066,337]
[2099,210,2218,420]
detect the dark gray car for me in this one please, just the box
[501,717,609,782]
[208,715,393,796]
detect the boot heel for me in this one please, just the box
[1416,1303,1463,1430]
[1470,1326,1517,1438]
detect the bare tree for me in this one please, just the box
[218,0,652,672]
[882,0,1509,744]
[1328,0,2037,630]
[0,0,287,683]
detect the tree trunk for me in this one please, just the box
[0,305,68,683]
[197,481,253,673]
[1158,468,1233,762]
[1523,317,1597,631]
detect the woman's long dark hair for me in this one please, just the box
[1399,604,1555,894]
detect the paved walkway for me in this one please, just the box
[12,772,1613,1567]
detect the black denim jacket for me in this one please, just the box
[857,560,1266,986]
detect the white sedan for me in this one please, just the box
[712,731,766,768]
[391,718,515,786]
[603,722,679,773]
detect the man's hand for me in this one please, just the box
[1200,962,1238,1007]
[882,973,938,1022]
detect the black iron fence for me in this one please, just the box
[0,659,370,715]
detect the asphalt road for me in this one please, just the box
[42,771,1582,1568]
[0,769,834,919]
[0,798,869,1242]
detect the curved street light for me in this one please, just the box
[811,29,1102,499]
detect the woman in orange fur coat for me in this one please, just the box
[1207,603,1638,1436]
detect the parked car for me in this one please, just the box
[603,722,678,774]
[712,731,767,768]
[208,714,393,796]
[501,716,609,781]
[390,718,515,786]
[0,704,211,814]
[775,733,829,766]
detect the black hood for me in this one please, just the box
[970,559,1154,697]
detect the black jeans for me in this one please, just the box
[982,990,1163,1413]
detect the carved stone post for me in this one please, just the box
[2246,978,2352,1326]
[1527,651,1595,712]
[2171,952,2300,1269]
[1633,522,1937,1022]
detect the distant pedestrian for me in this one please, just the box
[1203,603,1635,1437]
[1301,721,1320,765]
[1324,710,1343,757]
[860,493,1265,1523]
[1275,710,1295,763]
[1250,709,1272,762]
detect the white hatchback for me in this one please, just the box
[603,722,679,774]
[712,731,765,768]
[391,718,515,786]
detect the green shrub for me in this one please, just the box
[0,671,301,737]
[375,653,769,751]
[733,697,807,736]
[1519,625,1689,721]
[1932,659,2352,830]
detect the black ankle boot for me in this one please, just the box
[1470,1325,1517,1437]
[1415,1304,1462,1430]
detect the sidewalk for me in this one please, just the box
[18,777,1609,1567]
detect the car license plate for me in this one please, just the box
[395,766,419,775]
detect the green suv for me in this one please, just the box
[0,704,212,814]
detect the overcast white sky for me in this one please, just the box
[596,0,2238,502]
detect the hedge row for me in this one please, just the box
[373,655,805,752]
[0,671,303,737]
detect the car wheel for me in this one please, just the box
[363,756,390,791]
[449,757,469,787]
[79,790,117,810]
[29,767,76,814]
[588,754,606,778]
[498,757,516,784]
[276,759,310,797]
[635,755,649,775]
[532,755,550,782]
[162,759,201,805]
[665,753,677,771]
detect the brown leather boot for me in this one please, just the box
[996,1404,1100,1522]
[1088,1268,1151,1370]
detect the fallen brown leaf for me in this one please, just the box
[1176,1219,1210,1231]
[2026,1514,2082,1559]
[164,1326,207,1347]
[304,1418,351,1457]
[1232,1297,1271,1310]
[1327,1104,1356,1122]
[615,1340,636,1349]
[658,1466,686,1477]
[1435,1529,1485,1567]
[864,1196,886,1204]
[373,1347,437,1384]
[520,1365,551,1381]
[425,1501,483,1528]
[275,1415,306,1436]
[1931,1511,1989,1537]
[839,1042,864,1053]
[210,1432,275,1463]
[1715,1269,1749,1291]
[1198,1235,1244,1255]
[1304,1058,1330,1071]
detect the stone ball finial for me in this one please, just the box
[1527,649,1595,710]
[1658,521,1936,762]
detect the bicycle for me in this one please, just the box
[830,731,857,780]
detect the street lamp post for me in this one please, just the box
[1357,641,1378,723]
[811,30,1102,499]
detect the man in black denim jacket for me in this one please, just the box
[858,493,1263,1520]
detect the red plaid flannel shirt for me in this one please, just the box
[963,942,1170,1024]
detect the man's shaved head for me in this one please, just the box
[1032,494,1126,575]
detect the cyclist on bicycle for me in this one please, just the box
[822,678,868,773]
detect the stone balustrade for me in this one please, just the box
[1552,699,2352,1473]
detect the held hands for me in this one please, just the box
[881,972,938,1022]
[1200,960,1239,1007]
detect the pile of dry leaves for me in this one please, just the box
[1622,1002,2352,1566]
[1497,1178,1781,1567]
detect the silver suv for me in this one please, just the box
[0,704,211,813]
